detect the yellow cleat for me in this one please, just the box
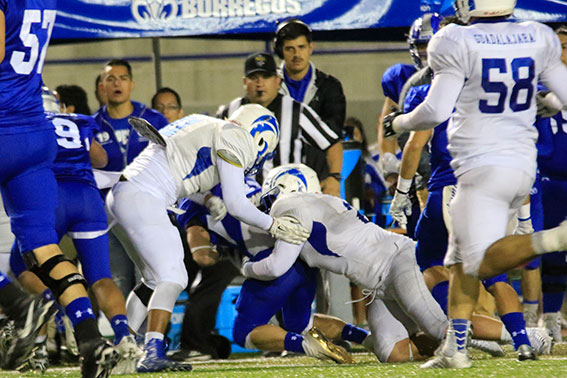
[303,327,354,364]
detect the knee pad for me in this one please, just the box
[23,251,88,299]
[126,290,149,333]
[133,281,155,307]
[147,281,184,312]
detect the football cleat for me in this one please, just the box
[517,344,537,361]
[543,312,563,343]
[420,350,472,369]
[3,296,56,370]
[81,338,120,378]
[112,335,143,374]
[137,338,192,372]
[18,341,49,373]
[526,327,553,356]
[469,339,506,357]
[302,327,354,364]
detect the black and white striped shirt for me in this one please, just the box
[216,93,339,177]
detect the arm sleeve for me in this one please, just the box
[298,103,339,150]
[217,157,273,231]
[242,239,303,280]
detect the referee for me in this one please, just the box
[216,52,342,195]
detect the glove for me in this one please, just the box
[389,189,412,229]
[383,111,403,138]
[269,216,310,245]
[536,90,563,118]
[205,195,227,222]
[379,152,401,176]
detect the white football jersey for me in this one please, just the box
[428,21,563,177]
[125,114,257,199]
[271,193,414,292]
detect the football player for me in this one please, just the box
[106,104,309,372]
[10,89,141,374]
[0,2,117,376]
[383,0,567,368]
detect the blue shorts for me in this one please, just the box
[11,181,111,285]
[233,260,318,347]
[415,189,447,271]
[0,127,59,251]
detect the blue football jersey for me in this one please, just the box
[404,84,457,190]
[381,63,417,105]
[0,0,57,130]
[49,112,99,187]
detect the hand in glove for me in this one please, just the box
[389,189,412,229]
[205,195,227,222]
[269,216,310,245]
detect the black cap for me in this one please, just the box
[244,53,277,77]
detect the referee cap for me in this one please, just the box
[245,53,277,77]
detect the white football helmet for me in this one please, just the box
[42,86,60,112]
[260,163,321,210]
[229,104,280,176]
[454,0,516,23]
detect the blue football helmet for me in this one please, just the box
[407,13,442,69]
[42,86,60,112]
[260,163,321,211]
[229,104,280,176]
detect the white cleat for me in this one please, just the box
[543,312,563,343]
[526,327,553,356]
[469,339,506,357]
[420,350,472,369]
[112,335,144,374]
[302,328,354,364]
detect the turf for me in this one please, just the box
[8,343,567,378]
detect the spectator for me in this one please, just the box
[152,87,184,123]
[274,19,345,196]
[95,74,107,108]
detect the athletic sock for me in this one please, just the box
[431,280,449,315]
[501,312,530,350]
[341,324,369,344]
[65,297,96,328]
[145,332,164,344]
[451,319,470,352]
[284,333,305,354]
[542,292,564,313]
[111,314,131,344]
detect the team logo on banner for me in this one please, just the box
[132,0,178,23]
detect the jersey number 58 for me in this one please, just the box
[480,57,535,114]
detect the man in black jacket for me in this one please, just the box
[274,19,346,196]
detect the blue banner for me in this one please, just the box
[52,0,567,40]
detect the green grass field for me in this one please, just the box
[6,343,567,378]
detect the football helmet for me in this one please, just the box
[229,104,280,176]
[42,86,60,112]
[454,0,516,24]
[407,13,442,69]
[260,163,321,211]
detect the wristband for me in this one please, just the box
[396,177,412,194]
[190,244,218,254]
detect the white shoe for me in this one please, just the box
[112,335,143,374]
[420,350,471,369]
[526,327,553,356]
[543,312,562,343]
[302,328,354,364]
[469,339,505,357]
